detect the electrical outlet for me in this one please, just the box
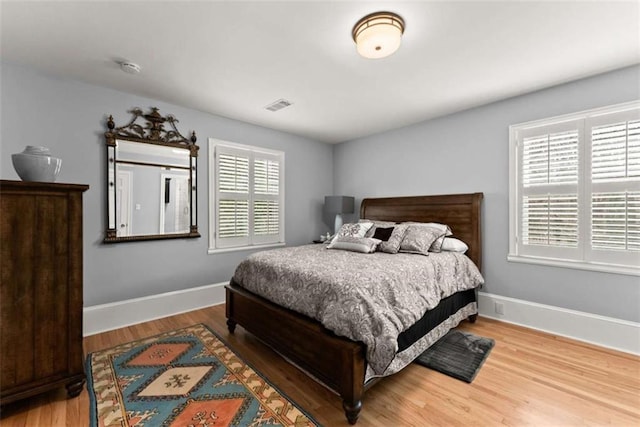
[495,302,505,315]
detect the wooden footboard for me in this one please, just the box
[226,281,367,424]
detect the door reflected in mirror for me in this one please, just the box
[104,108,200,243]
[160,171,190,235]
[114,141,191,237]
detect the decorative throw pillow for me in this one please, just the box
[332,222,373,242]
[327,236,381,253]
[377,224,408,254]
[399,225,446,256]
[441,237,469,253]
[372,227,394,242]
[402,222,453,253]
[360,219,396,238]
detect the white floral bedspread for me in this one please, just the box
[232,244,484,375]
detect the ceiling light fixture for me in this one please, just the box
[352,11,405,59]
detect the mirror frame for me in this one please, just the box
[104,107,200,243]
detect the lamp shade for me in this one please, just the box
[324,196,355,215]
[352,11,405,59]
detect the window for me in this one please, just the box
[208,139,285,253]
[509,101,640,275]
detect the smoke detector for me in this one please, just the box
[120,62,141,74]
[265,99,293,112]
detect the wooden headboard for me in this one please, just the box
[360,193,484,271]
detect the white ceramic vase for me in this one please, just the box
[11,146,62,182]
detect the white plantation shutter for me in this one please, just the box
[517,122,581,259]
[218,153,249,193]
[629,192,640,251]
[521,195,548,245]
[510,101,640,274]
[218,200,249,238]
[215,146,251,248]
[591,192,640,250]
[254,158,280,195]
[586,111,640,266]
[252,152,283,245]
[522,194,578,247]
[253,200,279,235]
[210,140,284,250]
[591,120,640,181]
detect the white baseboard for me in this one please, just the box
[478,291,640,355]
[83,285,639,355]
[83,282,227,336]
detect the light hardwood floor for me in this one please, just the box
[1,304,639,426]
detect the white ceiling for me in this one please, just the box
[1,1,639,144]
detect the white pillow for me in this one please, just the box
[327,236,381,253]
[441,237,468,253]
[331,222,373,243]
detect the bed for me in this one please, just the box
[225,193,483,424]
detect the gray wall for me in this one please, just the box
[3,60,637,320]
[0,62,333,306]
[334,65,640,323]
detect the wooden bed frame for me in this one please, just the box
[225,193,483,424]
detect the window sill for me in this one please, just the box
[507,254,640,277]
[208,242,285,255]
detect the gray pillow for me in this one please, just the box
[377,224,408,254]
[399,225,446,256]
[327,236,381,253]
[402,222,452,253]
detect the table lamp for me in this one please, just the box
[324,195,355,234]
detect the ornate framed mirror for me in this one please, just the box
[104,108,200,243]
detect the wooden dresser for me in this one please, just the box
[0,180,89,405]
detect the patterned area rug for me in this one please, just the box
[414,330,495,383]
[86,324,319,427]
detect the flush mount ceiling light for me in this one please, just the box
[352,11,405,59]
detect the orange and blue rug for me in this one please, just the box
[86,323,319,427]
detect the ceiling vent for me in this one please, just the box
[265,99,293,112]
[120,62,141,74]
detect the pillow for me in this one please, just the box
[372,227,394,242]
[429,234,450,253]
[377,224,408,254]
[441,237,469,253]
[360,219,396,238]
[332,222,373,242]
[402,222,452,253]
[327,236,381,253]
[399,225,446,256]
